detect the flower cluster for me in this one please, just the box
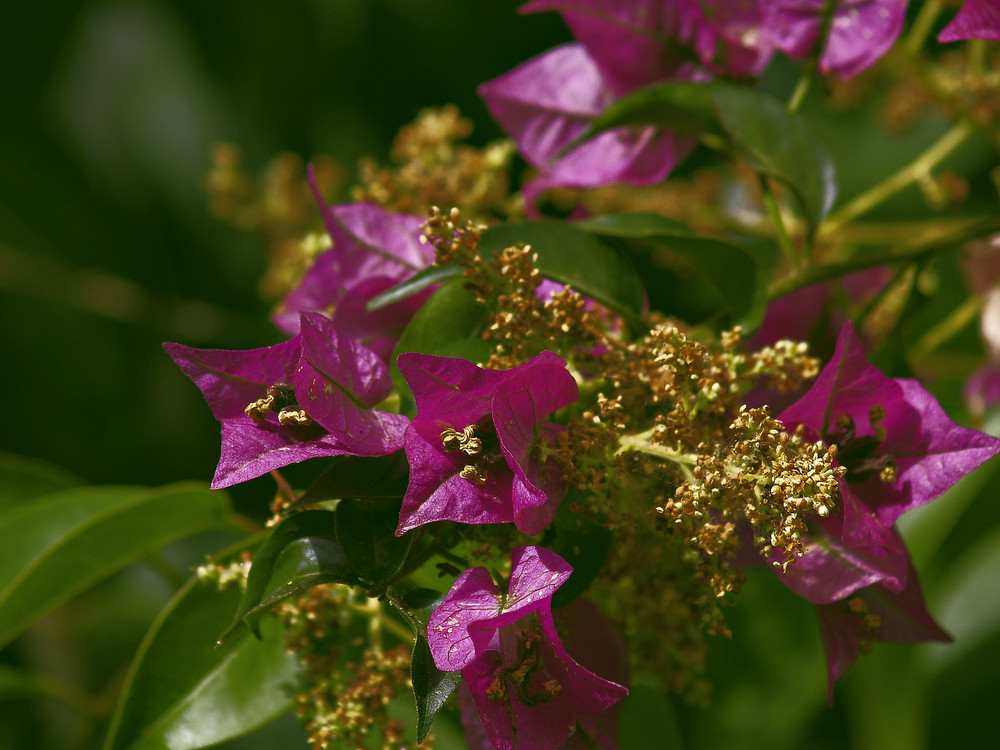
[165,2,1000,748]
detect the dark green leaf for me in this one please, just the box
[222,509,355,641]
[366,264,461,311]
[387,587,461,743]
[574,212,763,328]
[392,278,494,413]
[103,559,301,750]
[585,81,837,232]
[297,453,409,506]
[336,498,412,589]
[548,500,613,609]
[240,537,356,637]
[0,483,233,649]
[0,450,81,512]
[478,220,647,324]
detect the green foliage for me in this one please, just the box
[0,483,233,649]
[583,80,837,233]
[104,562,300,750]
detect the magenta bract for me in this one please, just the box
[273,174,433,359]
[396,351,578,536]
[939,0,1000,42]
[478,44,683,203]
[781,322,1000,532]
[164,312,407,489]
[428,546,628,749]
[815,560,950,702]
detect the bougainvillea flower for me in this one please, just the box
[428,546,628,749]
[522,0,777,84]
[773,0,909,80]
[780,321,1000,537]
[815,560,950,702]
[273,175,433,359]
[396,351,578,535]
[525,0,908,83]
[769,485,910,604]
[478,44,685,205]
[164,312,407,489]
[939,0,1000,41]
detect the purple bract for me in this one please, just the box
[428,546,628,749]
[164,312,408,489]
[273,172,434,360]
[478,43,683,209]
[771,321,998,692]
[396,350,579,536]
[939,0,1000,41]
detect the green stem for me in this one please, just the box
[821,120,975,236]
[343,598,413,644]
[786,70,812,114]
[769,215,1000,298]
[904,0,944,56]
[758,175,799,267]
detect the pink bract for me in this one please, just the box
[396,351,579,535]
[428,546,628,749]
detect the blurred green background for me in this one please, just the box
[2,1,999,749]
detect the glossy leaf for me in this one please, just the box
[0,483,232,649]
[239,536,356,637]
[574,212,763,327]
[548,503,613,609]
[392,278,494,414]
[0,450,81,512]
[336,498,412,588]
[584,80,837,232]
[104,564,300,750]
[296,453,409,507]
[366,264,461,311]
[387,587,461,743]
[222,509,355,641]
[478,219,647,321]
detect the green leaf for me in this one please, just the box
[393,278,492,362]
[103,564,301,750]
[0,450,82,512]
[222,509,356,641]
[387,588,461,743]
[366,264,461,311]
[239,537,357,637]
[0,482,233,649]
[392,278,494,413]
[478,219,647,325]
[586,81,837,232]
[574,212,764,328]
[296,453,409,507]
[548,503,613,610]
[336,498,412,589]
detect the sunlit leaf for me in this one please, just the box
[366,264,461,311]
[221,509,355,641]
[104,564,300,750]
[0,483,233,649]
[584,80,837,232]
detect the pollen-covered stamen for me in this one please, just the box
[487,620,562,707]
[460,464,488,485]
[440,425,483,456]
[826,410,897,483]
[244,382,305,424]
[278,407,314,426]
